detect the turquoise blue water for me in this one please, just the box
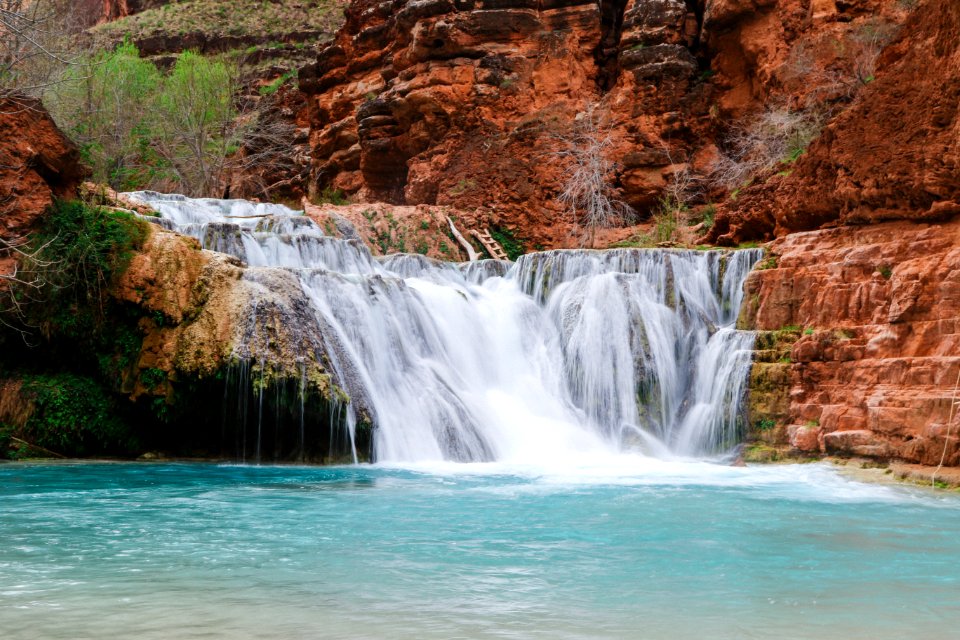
[1,460,959,639]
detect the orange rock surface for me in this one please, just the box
[75,0,168,26]
[708,0,959,244]
[299,0,717,247]
[300,0,927,248]
[0,98,87,278]
[741,218,960,465]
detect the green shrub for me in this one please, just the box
[608,233,655,249]
[652,196,685,244]
[47,40,165,191]
[155,51,239,196]
[490,227,526,261]
[318,187,349,205]
[757,256,778,270]
[47,43,240,196]
[13,200,147,338]
[260,69,297,96]
[700,204,716,230]
[140,367,167,390]
[754,418,777,432]
[18,374,133,457]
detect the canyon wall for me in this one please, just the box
[708,0,959,244]
[742,219,960,465]
[299,0,915,246]
[298,0,713,246]
[0,98,87,277]
[726,0,960,466]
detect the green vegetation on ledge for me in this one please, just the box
[1,374,134,458]
[490,227,526,261]
[89,0,345,50]
[48,43,240,195]
[15,199,147,337]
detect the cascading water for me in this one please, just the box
[127,192,763,463]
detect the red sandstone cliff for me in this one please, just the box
[708,0,959,243]
[742,218,960,465]
[0,98,87,277]
[720,0,960,469]
[299,0,921,246]
[299,0,714,246]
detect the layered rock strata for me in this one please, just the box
[741,218,960,466]
[301,0,921,247]
[299,0,708,246]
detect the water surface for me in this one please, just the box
[1,461,958,639]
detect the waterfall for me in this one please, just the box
[127,192,762,463]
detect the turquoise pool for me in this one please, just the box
[1,460,958,639]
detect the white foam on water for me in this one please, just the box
[374,458,952,506]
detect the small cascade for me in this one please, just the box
[514,248,763,455]
[128,192,762,463]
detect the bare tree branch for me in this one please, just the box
[0,0,87,102]
[555,104,635,248]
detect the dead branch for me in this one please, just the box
[554,104,635,248]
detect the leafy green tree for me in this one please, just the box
[47,44,241,196]
[153,51,239,197]
[47,41,164,190]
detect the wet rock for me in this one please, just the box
[823,429,892,458]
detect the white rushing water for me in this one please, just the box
[126,192,763,463]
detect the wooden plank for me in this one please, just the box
[470,229,509,261]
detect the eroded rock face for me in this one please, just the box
[0,98,88,278]
[300,0,710,247]
[741,218,960,466]
[301,0,927,247]
[708,0,960,244]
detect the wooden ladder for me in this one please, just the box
[470,228,510,261]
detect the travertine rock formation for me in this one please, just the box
[115,223,335,400]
